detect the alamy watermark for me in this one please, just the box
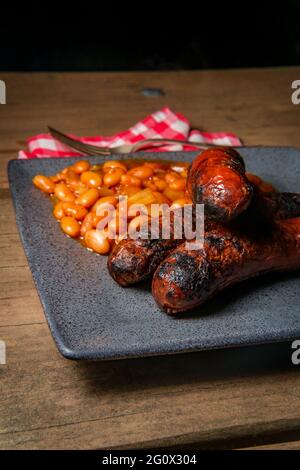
[291,80,300,105]
[0,340,6,364]
[291,340,300,365]
[95,198,204,250]
[0,80,6,104]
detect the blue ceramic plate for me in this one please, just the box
[8,148,300,360]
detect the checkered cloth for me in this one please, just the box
[18,107,242,159]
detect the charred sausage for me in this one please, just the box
[108,191,300,287]
[107,210,186,286]
[252,191,300,220]
[152,218,300,314]
[187,147,253,222]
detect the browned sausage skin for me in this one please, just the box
[252,191,300,220]
[108,191,300,287]
[108,237,182,287]
[187,147,253,222]
[152,218,300,314]
[107,211,185,286]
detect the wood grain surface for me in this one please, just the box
[0,68,300,450]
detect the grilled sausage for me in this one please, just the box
[108,210,186,286]
[152,218,300,314]
[108,191,300,287]
[108,237,182,287]
[187,147,253,222]
[252,191,300,220]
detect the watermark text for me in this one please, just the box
[0,340,6,364]
[0,80,6,104]
[291,340,300,365]
[95,199,204,249]
[291,80,300,105]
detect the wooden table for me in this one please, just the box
[1,68,300,450]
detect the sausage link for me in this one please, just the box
[187,147,253,222]
[152,218,300,314]
[107,210,186,286]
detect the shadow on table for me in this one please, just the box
[137,270,300,320]
[75,340,296,393]
[74,272,299,390]
[73,341,298,449]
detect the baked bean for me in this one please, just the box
[80,171,102,188]
[118,186,141,197]
[91,196,118,213]
[142,179,157,191]
[54,183,75,202]
[53,201,65,220]
[107,214,127,237]
[33,158,198,256]
[90,164,102,171]
[153,169,167,177]
[98,187,115,197]
[62,202,88,220]
[65,170,80,190]
[127,188,157,207]
[180,169,188,179]
[169,177,186,191]
[128,166,154,179]
[73,160,90,174]
[164,187,185,201]
[73,181,88,197]
[55,171,67,181]
[49,175,61,183]
[103,169,124,187]
[153,191,171,205]
[85,229,110,254]
[80,212,94,237]
[76,188,99,207]
[165,171,180,184]
[171,164,189,174]
[153,176,167,191]
[60,216,80,238]
[121,174,142,186]
[103,160,127,172]
[91,209,113,228]
[147,204,169,218]
[33,175,55,194]
[145,162,166,171]
[75,206,88,220]
[117,202,128,218]
[128,215,149,237]
[92,214,104,228]
[127,203,149,218]
[171,197,193,209]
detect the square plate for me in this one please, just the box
[8,148,300,360]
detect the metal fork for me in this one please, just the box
[48,126,235,156]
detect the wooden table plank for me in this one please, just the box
[0,68,300,449]
[0,324,299,450]
[243,440,300,450]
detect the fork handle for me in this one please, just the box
[131,138,232,151]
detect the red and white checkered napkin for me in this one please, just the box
[18,107,242,159]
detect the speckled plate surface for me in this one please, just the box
[8,148,300,360]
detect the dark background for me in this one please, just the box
[1,3,300,71]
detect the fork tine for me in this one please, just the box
[50,127,112,156]
[48,127,90,153]
[48,127,106,153]
[48,127,98,155]
[48,127,111,156]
